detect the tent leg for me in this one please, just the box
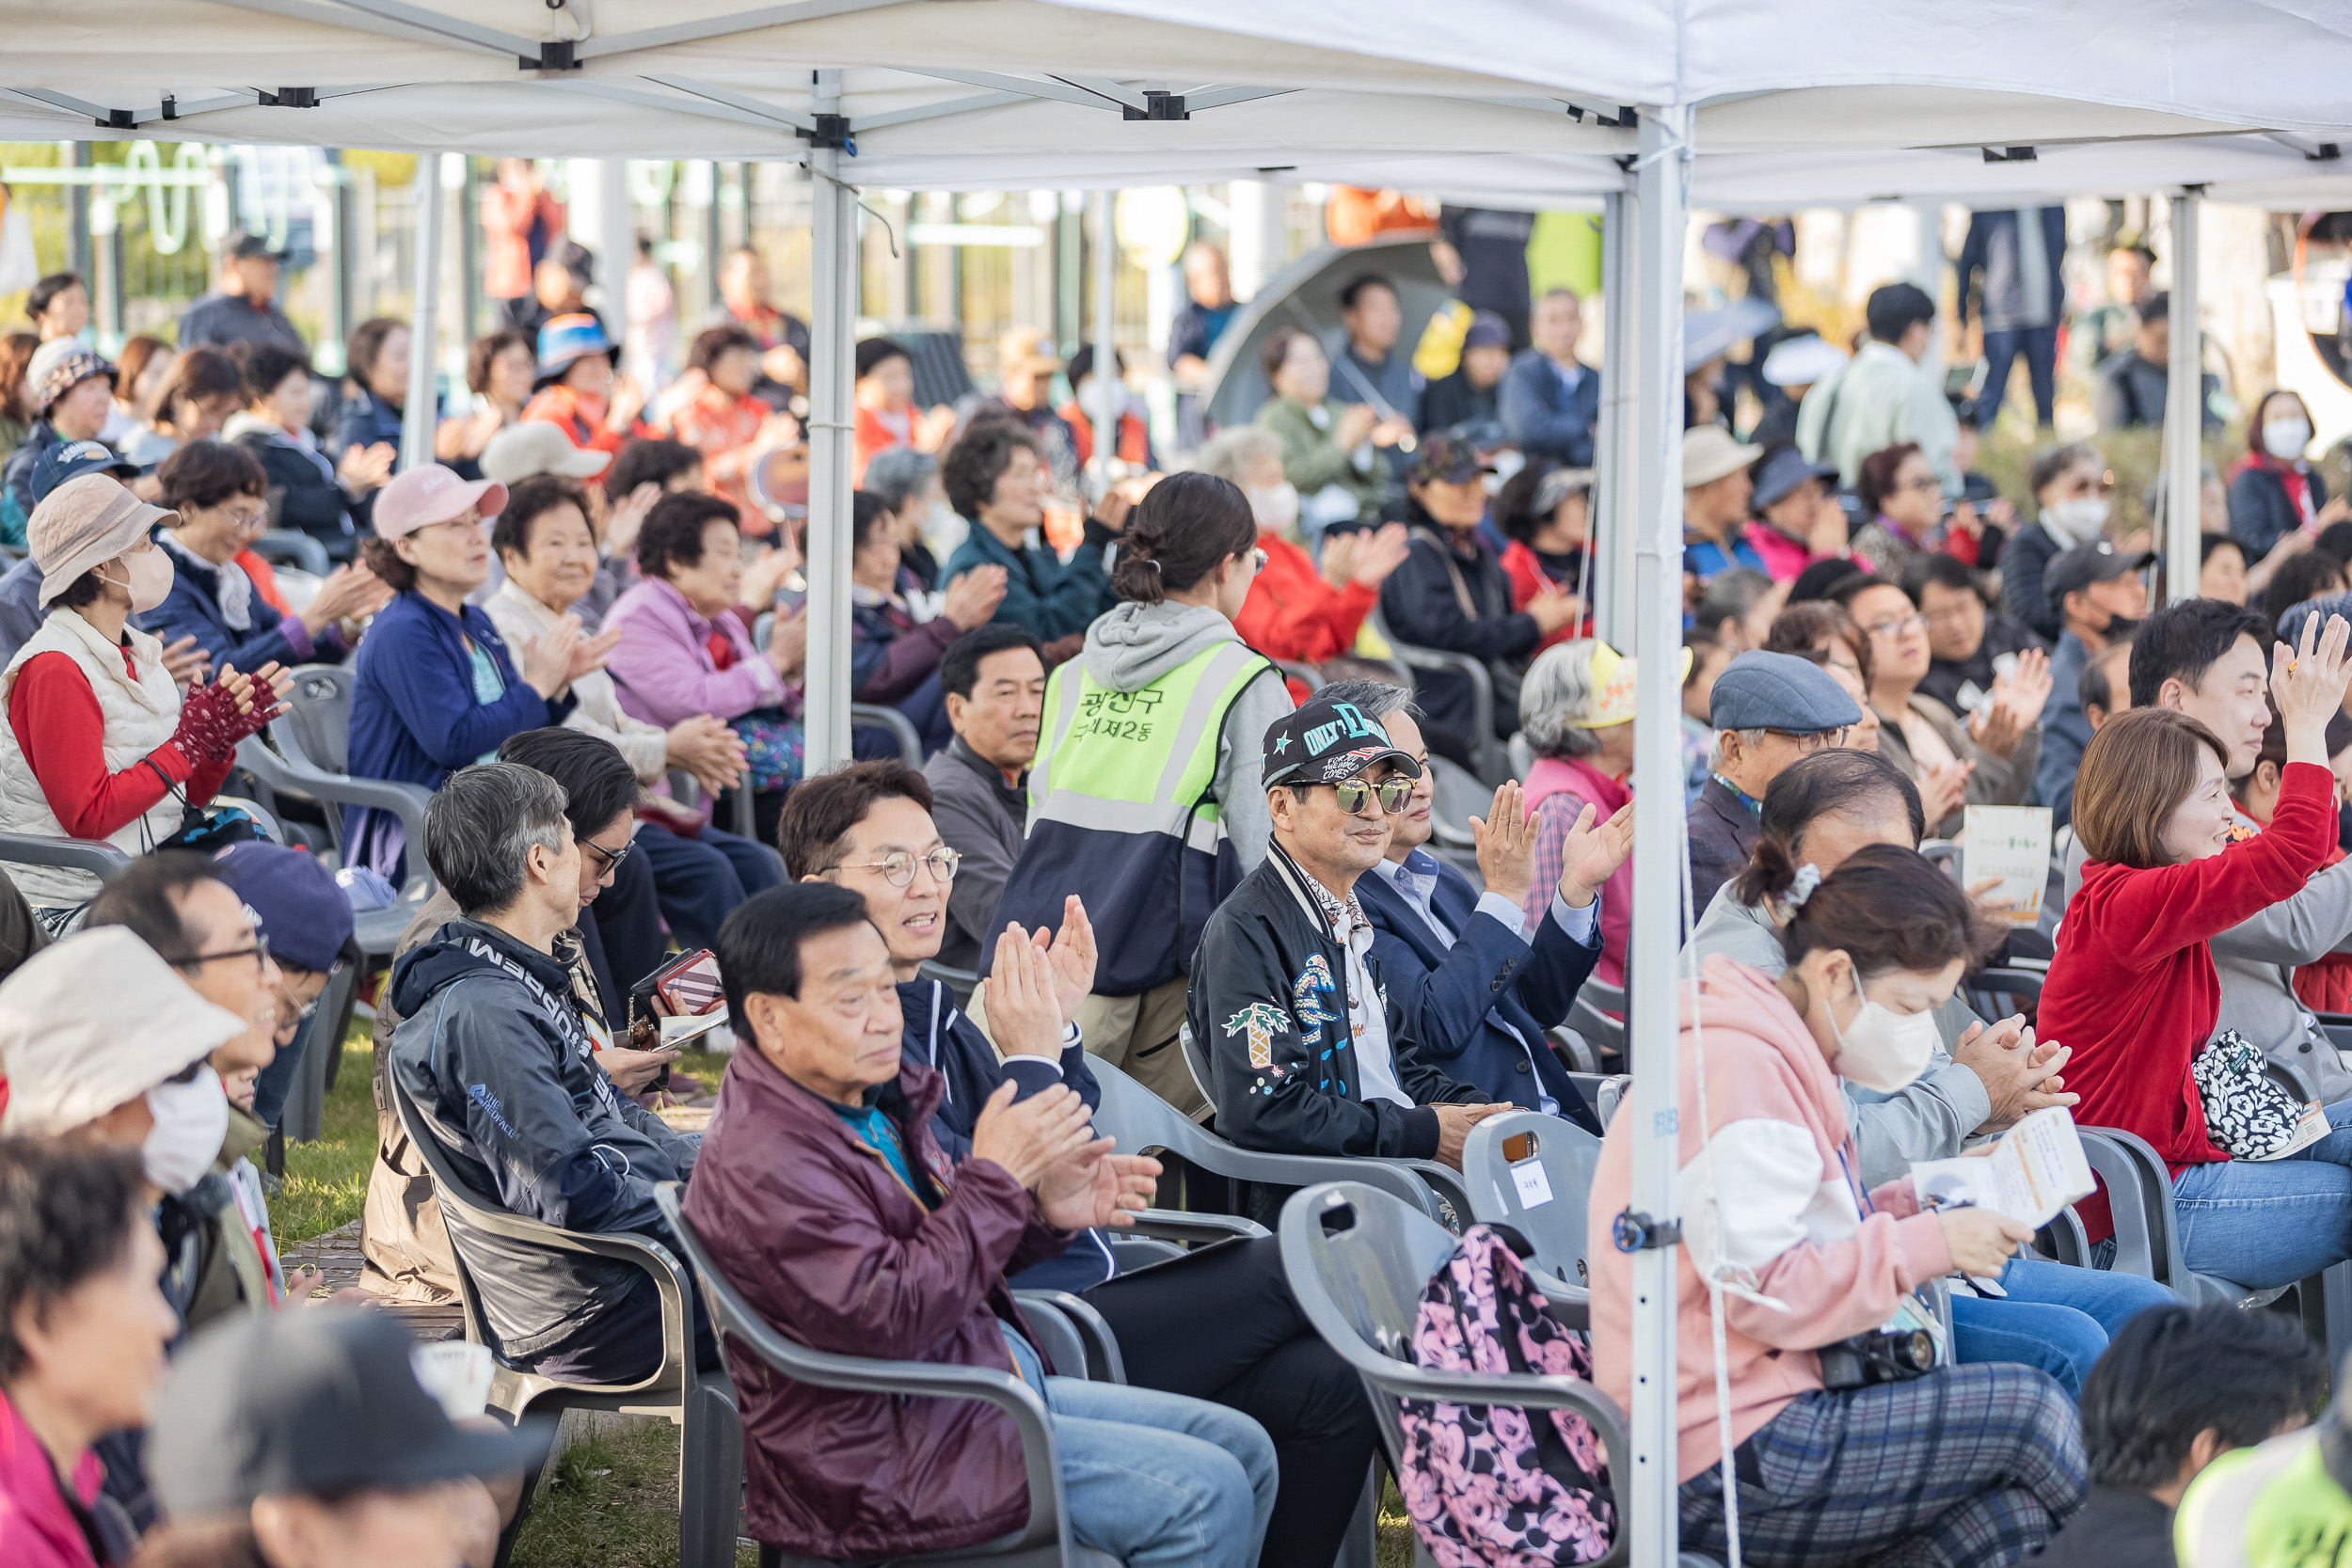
[1091,189,1119,498]
[400,153,446,471]
[1626,102,1692,1568]
[2164,188,2204,603]
[1596,189,1639,648]
[803,71,857,776]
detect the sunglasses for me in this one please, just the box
[1327,776,1414,815]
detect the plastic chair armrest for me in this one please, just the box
[849,703,924,766]
[239,736,438,901]
[1014,1290,1127,1384]
[0,830,132,879]
[1125,1209,1269,1244]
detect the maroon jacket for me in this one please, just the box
[682,1048,1075,1557]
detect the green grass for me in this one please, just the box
[271,1016,381,1245]
[510,1415,759,1568]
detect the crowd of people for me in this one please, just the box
[4,210,2352,1568]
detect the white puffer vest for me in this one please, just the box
[0,609,183,907]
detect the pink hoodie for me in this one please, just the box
[1588,955,1954,1481]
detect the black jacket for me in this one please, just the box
[389,918,700,1359]
[2230,463,2331,562]
[897,977,1115,1292]
[2000,519,2068,645]
[1188,843,1480,1161]
[2026,1484,2173,1568]
[1918,610,2047,715]
[1379,524,1538,737]
[234,429,358,554]
[1686,776,1758,918]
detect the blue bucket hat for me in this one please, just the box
[534,312,620,388]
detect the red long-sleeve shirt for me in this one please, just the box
[1232,534,1379,665]
[5,649,228,841]
[2042,759,2338,1241]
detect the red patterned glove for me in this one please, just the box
[167,679,249,764]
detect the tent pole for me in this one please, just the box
[1596,189,1639,648]
[803,69,857,775]
[1627,101,1692,1568]
[1092,188,1118,498]
[401,153,445,471]
[2165,188,2203,603]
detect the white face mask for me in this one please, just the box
[1075,379,1124,423]
[98,546,175,614]
[2045,496,2110,546]
[1246,482,1300,534]
[143,1066,230,1193]
[2264,418,2313,463]
[1825,974,1940,1093]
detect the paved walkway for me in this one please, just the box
[281,1218,466,1341]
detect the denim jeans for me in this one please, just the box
[1002,1323,1276,1568]
[635,822,784,953]
[248,1010,315,1132]
[2172,1100,2352,1290]
[1947,1257,2175,1398]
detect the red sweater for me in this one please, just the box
[5,648,228,841]
[1232,534,1380,665]
[2042,760,2338,1241]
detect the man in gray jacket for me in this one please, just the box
[1683,749,2071,1185]
[389,763,708,1384]
[922,625,1045,973]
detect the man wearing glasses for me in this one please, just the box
[1687,651,1864,914]
[1191,695,1515,1172]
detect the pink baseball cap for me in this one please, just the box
[372,464,507,541]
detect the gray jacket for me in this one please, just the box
[922,738,1028,973]
[1874,690,2041,840]
[2063,832,2352,1103]
[1686,883,1994,1187]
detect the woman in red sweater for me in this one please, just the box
[2040,608,2352,1291]
[1197,425,1407,666]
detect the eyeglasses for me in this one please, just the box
[1248,548,1268,573]
[831,847,962,887]
[1861,612,1926,641]
[580,836,634,875]
[1327,776,1414,815]
[1897,476,1942,495]
[172,936,270,974]
[216,502,269,532]
[1764,727,1849,753]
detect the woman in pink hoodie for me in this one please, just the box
[1590,844,2087,1566]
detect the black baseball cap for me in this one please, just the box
[222,230,289,261]
[150,1307,554,1515]
[2043,541,2155,612]
[1406,434,1494,487]
[1263,694,1422,790]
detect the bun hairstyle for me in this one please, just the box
[1742,840,1996,980]
[1110,471,1258,605]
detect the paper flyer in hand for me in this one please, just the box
[1962,804,2053,927]
[1911,1106,2095,1228]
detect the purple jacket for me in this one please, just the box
[602,576,787,728]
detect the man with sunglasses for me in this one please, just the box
[1687,651,1864,913]
[1191,695,1516,1172]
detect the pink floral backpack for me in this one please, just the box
[1396,1227,1615,1566]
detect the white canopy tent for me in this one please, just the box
[13,7,2352,1560]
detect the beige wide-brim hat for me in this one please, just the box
[1682,425,1765,489]
[29,473,176,606]
[479,421,612,486]
[0,927,249,1135]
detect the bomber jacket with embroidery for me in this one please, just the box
[388,917,700,1358]
[1186,841,1482,1160]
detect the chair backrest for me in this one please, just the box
[1272,658,1326,693]
[276,663,357,774]
[1917,838,1961,878]
[1569,978,1627,1058]
[850,703,925,766]
[1965,966,2043,1025]
[1368,606,1503,784]
[1176,1022,1219,1117]
[1462,1111,1604,1285]
[388,1071,531,1360]
[1424,753,1490,851]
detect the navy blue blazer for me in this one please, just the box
[1358,856,1603,1130]
[135,548,351,679]
[1498,351,1601,467]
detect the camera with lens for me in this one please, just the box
[1816,1323,1938,1390]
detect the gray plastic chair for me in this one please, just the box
[1568,977,1627,1060]
[851,702,927,765]
[394,1080,740,1568]
[1272,658,1327,693]
[2076,1126,2249,1307]
[0,830,132,885]
[1370,607,1506,785]
[1147,1037,1476,1227]
[652,1184,1123,1568]
[918,958,981,1007]
[1463,1110,1604,1287]
[1276,1180,1643,1568]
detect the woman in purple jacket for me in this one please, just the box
[604,492,805,841]
[685,882,1275,1567]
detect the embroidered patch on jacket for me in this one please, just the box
[1293,954,1342,1042]
[1226,1002,1290,1068]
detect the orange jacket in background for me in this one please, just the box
[1325,187,1438,248]
[1232,533,1379,666]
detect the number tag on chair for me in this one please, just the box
[1510,1159,1554,1209]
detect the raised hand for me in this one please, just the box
[158,635,211,691]
[520,613,582,700]
[1334,404,1379,451]
[1034,895,1098,1026]
[665,714,746,798]
[1037,1147,1161,1231]
[766,609,809,678]
[1526,578,1583,636]
[969,1080,1098,1189]
[942,564,1009,630]
[603,482,662,562]
[1352,522,1413,588]
[1558,801,1633,908]
[2273,610,2352,762]
[1917,756,1972,828]
[977,924,1064,1061]
[570,626,622,682]
[1317,531,1361,590]
[1469,781,1537,910]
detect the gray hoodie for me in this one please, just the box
[1079,598,1293,871]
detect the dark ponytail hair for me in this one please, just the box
[1743,840,1996,979]
[1110,471,1258,605]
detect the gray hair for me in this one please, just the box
[1191,425,1284,484]
[423,763,572,918]
[1696,568,1776,639]
[1314,678,1421,726]
[862,445,941,515]
[1519,639,1606,760]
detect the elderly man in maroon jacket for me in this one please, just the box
[683,882,1275,1565]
